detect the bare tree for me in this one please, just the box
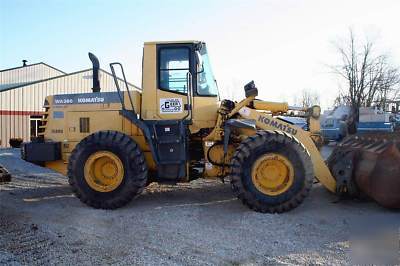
[294,89,320,108]
[375,66,400,108]
[333,92,351,107]
[332,29,400,114]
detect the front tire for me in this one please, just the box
[68,130,148,209]
[230,131,314,213]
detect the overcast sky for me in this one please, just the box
[1,0,400,110]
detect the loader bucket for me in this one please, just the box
[0,164,11,183]
[327,133,400,209]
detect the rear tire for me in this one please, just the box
[68,130,148,209]
[230,130,314,213]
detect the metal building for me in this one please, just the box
[0,62,138,147]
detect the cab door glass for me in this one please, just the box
[159,48,190,94]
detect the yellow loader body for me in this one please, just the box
[20,40,399,212]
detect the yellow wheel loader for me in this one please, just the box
[21,41,400,212]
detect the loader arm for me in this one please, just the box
[238,106,337,193]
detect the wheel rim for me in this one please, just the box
[84,151,124,192]
[251,153,294,196]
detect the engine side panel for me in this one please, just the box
[40,91,156,175]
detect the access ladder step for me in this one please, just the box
[157,138,182,144]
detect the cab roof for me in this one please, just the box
[144,40,202,45]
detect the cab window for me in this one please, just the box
[325,119,334,127]
[159,47,190,94]
[197,45,219,97]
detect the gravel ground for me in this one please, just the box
[0,146,399,265]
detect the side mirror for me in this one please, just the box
[195,51,204,73]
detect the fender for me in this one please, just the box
[238,106,337,193]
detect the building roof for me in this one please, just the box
[0,67,140,93]
[0,62,66,92]
[0,62,66,74]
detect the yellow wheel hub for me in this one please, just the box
[84,151,124,192]
[251,153,294,196]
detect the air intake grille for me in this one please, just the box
[80,118,90,133]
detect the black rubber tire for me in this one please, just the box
[68,130,148,209]
[230,130,314,213]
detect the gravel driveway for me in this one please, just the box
[0,147,399,265]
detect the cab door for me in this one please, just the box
[147,44,194,180]
[156,44,193,120]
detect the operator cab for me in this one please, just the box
[137,41,221,180]
[140,41,220,132]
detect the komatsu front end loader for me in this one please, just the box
[21,41,400,212]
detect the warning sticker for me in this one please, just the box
[160,98,183,114]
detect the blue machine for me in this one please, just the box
[279,116,307,130]
[393,114,400,131]
[357,107,395,133]
[357,121,394,133]
[321,117,347,142]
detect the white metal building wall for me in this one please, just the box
[0,69,139,147]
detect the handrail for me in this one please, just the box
[182,71,193,121]
[109,62,136,114]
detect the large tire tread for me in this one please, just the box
[230,130,314,213]
[68,130,148,209]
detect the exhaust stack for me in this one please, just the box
[88,52,100,92]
